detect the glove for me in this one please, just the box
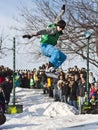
[61,4,65,11]
[22,34,32,39]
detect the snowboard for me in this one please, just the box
[0,112,6,125]
[45,72,58,79]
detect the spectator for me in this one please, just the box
[89,72,96,84]
[77,76,87,108]
[33,71,40,89]
[89,83,96,98]
[39,71,48,94]
[47,77,53,97]
[0,86,5,113]
[90,94,96,105]
[30,74,35,89]
[20,74,26,88]
[61,81,70,103]
[1,76,13,105]
[53,78,59,101]
[69,78,78,109]
[57,75,64,101]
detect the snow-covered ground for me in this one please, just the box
[0,87,98,130]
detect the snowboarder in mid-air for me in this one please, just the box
[23,4,67,75]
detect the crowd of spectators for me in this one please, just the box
[0,64,98,113]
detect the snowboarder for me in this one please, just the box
[23,4,67,73]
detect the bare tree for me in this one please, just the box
[18,0,98,68]
[0,32,12,58]
[63,0,98,68]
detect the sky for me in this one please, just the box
[0,0,18,16]
[1,87,98,130]
[0,0,32,16]
[0,0,19,28]
[0,0,33,31]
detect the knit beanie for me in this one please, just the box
[56,20,66,29]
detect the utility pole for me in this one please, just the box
[85,30,92,102]
[13,37,16,105]
[7,37,23,114]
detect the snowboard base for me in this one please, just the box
[45,72,58,79]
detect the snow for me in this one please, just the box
[0,87,98,130]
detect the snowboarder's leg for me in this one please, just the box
[41,44,67,69]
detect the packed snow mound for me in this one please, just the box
[27,102,78,117]
[43,102,78,117]
[14,88,78,117]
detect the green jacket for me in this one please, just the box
[40,24,62,46]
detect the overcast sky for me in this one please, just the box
[0,0,35,31]
[0,0,19,27]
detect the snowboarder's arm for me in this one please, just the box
[37,27,57,35]
[23,28,57,39]
[54,4,65,24]
[22,33,38,39]
[22,5,65,39]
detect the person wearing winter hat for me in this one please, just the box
[56,19,66,30]
[90,93,96,105]
[23,4,67,73]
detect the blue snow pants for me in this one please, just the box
[41,43,67,69]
